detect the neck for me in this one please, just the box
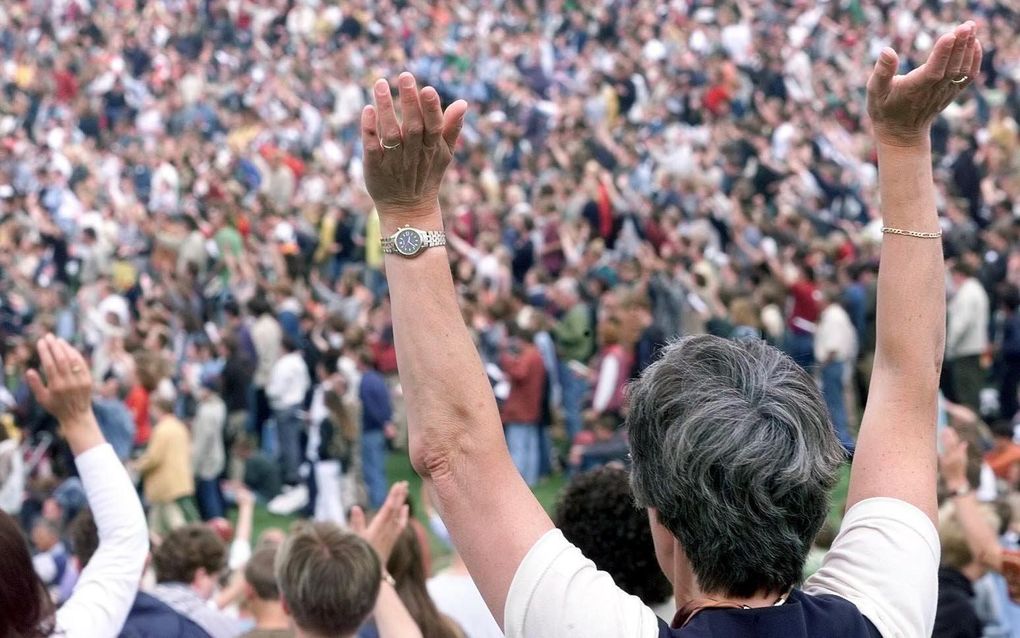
[250,600,291,630]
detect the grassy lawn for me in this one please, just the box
[246,451,851,561]
[247,451,567,554]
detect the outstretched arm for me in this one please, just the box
[847,22,981,525]
[361,74,553,627]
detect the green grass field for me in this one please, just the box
[246,450,851,563]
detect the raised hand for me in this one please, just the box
[350,481,410,564]
[26,334,104,454]
[361,73,468,223]
[867,21,981,147]
[939,428,969,490]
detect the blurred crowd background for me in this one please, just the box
[0,0,1018,637]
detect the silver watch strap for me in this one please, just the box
[422,230,447,247]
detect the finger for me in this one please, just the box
[26,369,50,406]
[398,73,424,158]
[924,31,957,79]
[441,100,468,151]
[967,38,983,83]
[361,105,383,164]
[39,334,68,378]
[397,504,409,530]
[60,339,88,376]
[945,22,973,77]
[867,47,898,99]
[421,87,444,149]
[959,27,977,77]
[373,79,402,150]
[350,505,366,533]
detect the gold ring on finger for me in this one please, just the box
[70,366,83,374]
[382,140,402,150]
[950,75,969,85]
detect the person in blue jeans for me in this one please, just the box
[358,352,393,510]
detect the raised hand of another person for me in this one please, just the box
[361,72,468,223]
[938,428,969,492]
[867,21,981,147]
[350,481,410,564]
[26,334,104,454]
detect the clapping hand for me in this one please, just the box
[361,73,468,224]
[350,481,410,564]
[867,21,981,147]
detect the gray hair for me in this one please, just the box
[628,335,844,598]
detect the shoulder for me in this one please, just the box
[505,528,660,637]
[805,498,938,637]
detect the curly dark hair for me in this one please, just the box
[555,466,673,606]
[152,524,226,584]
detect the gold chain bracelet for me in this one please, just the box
[880,226,943,239]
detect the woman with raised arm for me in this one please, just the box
[361,21,979,638]
[0,335,149,637]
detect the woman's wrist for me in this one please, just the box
[62,413,105,456]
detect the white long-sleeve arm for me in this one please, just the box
[56,443,149,638]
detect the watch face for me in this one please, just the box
[395,228,423,256]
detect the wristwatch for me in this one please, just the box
[381,226,447,258]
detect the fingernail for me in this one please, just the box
[400,74,414,88]
[375,80,387,95]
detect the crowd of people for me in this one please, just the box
[0,0,1017,636]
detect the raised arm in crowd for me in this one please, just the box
[361,20,981,638]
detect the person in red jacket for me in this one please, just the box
[499,326,547,486]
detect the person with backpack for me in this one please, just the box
[359,21,980,637]
[308,351,357,525]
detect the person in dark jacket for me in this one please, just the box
[996,284,1020,422]
[358,350,393,511]
[68,509,212,638]
[932,514,984,638]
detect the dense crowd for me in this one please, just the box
[0,0,1018,637]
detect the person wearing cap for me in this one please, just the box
[360,22,980,637]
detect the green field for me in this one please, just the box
[246,450,851,562]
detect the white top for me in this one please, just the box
[504,497,939,637]
[266,351,311,411]
[947,277,990,359]
[814,303,858,364]
[427,571,504,638]
[54,443,149,638]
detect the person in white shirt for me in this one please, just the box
[814,287,860,452]
[359,24,978,638]
[266,336,311,487]
[946,261,990,412]
[0,335,148,638]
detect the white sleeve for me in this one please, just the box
[591,356,620,414]
[803,497,939,638]
[504,529,660,638]
[56,444,149,638]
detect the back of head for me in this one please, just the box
[245,547,281,601]
[153,524,226,585]
[0,510,54,637]
[628,335,844,598]
[386,526,460,638]
[275,522,380,637]
[556,466,673,606]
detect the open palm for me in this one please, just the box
[867,21,981,147]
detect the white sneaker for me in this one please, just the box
[267,484,309,515]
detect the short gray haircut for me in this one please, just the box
[628,335,844,598]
